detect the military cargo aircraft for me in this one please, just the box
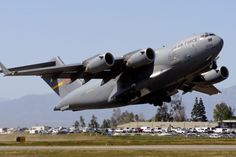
[0,32,228,111]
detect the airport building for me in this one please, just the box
[29,125,51,134]
[117,121,218,129]
[221,120,236,128]
[118,120,236,129]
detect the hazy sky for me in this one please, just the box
[0,0,235,99]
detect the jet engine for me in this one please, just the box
[83,53,114,73]
[201,66,229,84]
[125,48,155,68]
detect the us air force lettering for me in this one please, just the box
[0,32,228,111]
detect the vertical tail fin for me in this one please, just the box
[42,56,83,98]
[0,62,12,75]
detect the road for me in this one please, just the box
[0,145,236,151]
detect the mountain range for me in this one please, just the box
[0,85,235,128]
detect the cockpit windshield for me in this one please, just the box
[200,33,215,38]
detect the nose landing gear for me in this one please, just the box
[210,60,217,69]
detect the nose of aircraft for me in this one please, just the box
[214,36,224,52]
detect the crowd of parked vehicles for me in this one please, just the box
[1,125,236,138]
[110,126,236,138]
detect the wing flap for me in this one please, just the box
[192,84,221,95]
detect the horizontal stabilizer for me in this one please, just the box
[0,61,56,73]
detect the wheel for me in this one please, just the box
[153,100,163,107]
[163,96,171,103]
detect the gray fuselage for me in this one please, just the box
[55,32,224,111]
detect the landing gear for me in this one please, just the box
[119,90,141,103]
[152,96,171,107]
[163,96,171,103]
[153,100,163,107]
[181,85,193,94]
[210,60,217,69]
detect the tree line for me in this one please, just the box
[73,94,235,129]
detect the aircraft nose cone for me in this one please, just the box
[216,36,224,51]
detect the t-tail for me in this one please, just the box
[0,56,83,98]
[42,56,83,98]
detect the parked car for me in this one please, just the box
[153,127,162,133]
[213,128,230,134]
[172,128,186,134]
[132,128,142,133]
[123,127,132,133]
[209,133,222,138]
[195,127,209,133]
[115,128,124,133]
[143,127,153,133]
[82,127,92,133]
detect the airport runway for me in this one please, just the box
[0,145,236,151]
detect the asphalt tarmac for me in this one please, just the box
[0,145,236,151]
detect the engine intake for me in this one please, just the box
[201,66,229,84]
[126,48,155,68]
[83,53,114,73]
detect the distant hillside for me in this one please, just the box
[0,94,157,127]
[0,97,9,103]
[0,85,235,127]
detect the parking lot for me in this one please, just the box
[111,126,236,138]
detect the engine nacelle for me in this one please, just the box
[201,66,229,84]
[83,53,114,73]
[125,48,155,68]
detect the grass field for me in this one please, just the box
[1,150,236,157]
[0,134,236,156]
[0,133,236,146]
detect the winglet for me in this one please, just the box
[0,62,12,76]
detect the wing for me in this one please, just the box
[179,81,221,95]
[0,57,124,79]
[192,84,221,95]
